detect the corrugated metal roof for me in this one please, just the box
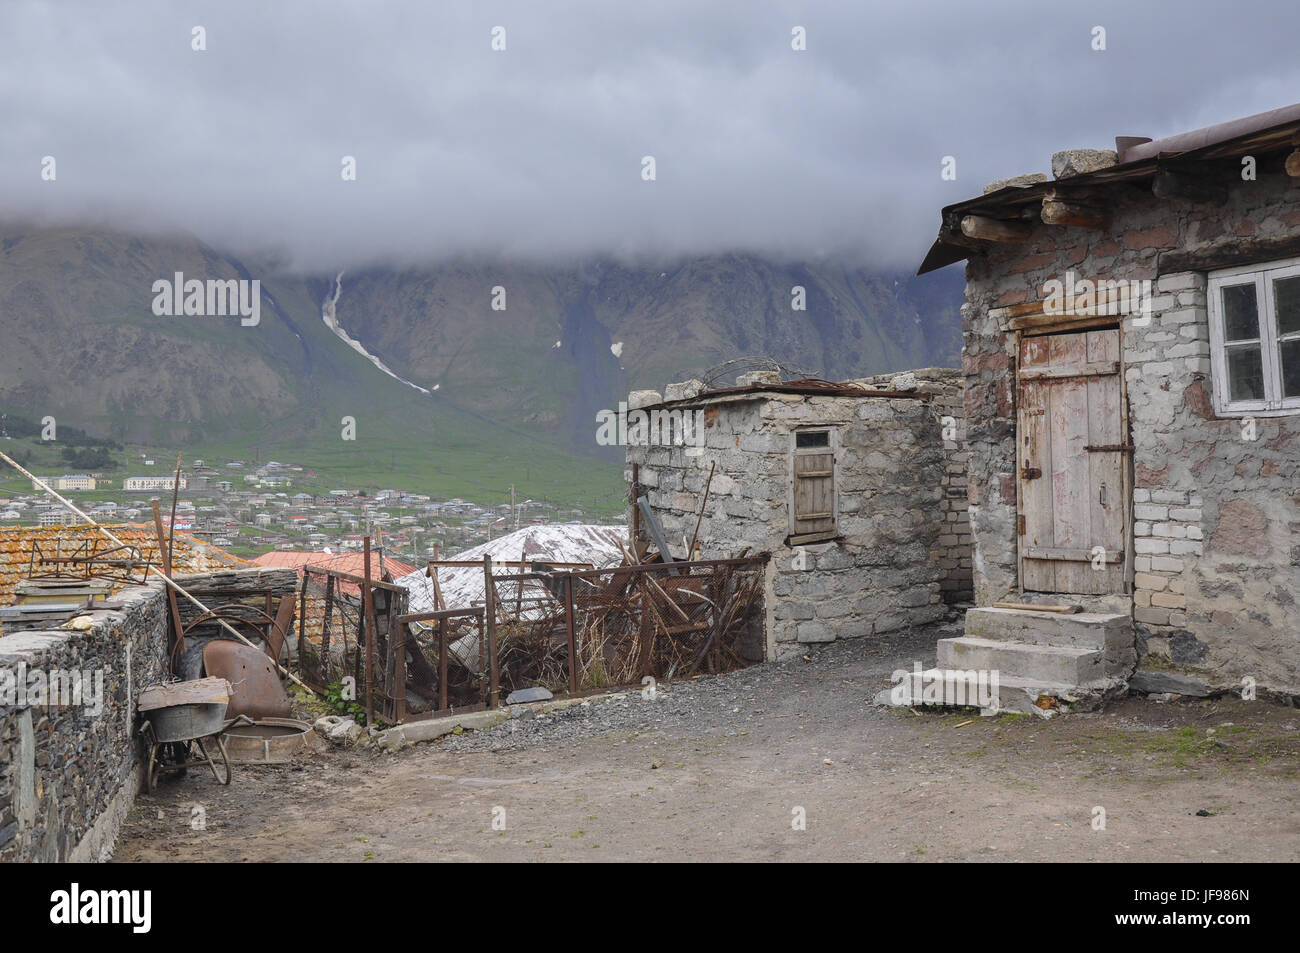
[394,524,628,617]
[918,102,1300,275]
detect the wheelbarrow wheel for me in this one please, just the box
[196,736,232,785]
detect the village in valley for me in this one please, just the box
[0,452,599,564]
[0,5,1295,923]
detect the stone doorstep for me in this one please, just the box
[874,670,1126,717]
[937,636,1104,685]
[963,606,1130,651]
[375,690,630,751]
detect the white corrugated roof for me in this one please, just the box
[393,523,628,617]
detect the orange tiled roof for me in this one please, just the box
[252,550,416,587]
[0,524,247,634]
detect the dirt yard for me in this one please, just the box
[116,623,1300,862]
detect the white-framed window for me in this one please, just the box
[1207,256,1300,416]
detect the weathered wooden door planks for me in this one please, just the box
[1017,328,1127,594]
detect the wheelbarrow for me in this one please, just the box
[138,677,236,793]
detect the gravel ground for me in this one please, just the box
[116,617,1300,863]
[438,622,959,753]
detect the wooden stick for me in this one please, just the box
[166,452,182,571]
[992,601,1083,614]
[150,499,187,673]
[363,536,376,726]
[688,461,716,557]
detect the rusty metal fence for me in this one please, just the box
[301,552,769,725]
[486,554,769,696]
[297,560,412,723]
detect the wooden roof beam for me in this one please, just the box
[960,215,1033,243]
[1040,189,1111,229]
[1151,168,1228,204]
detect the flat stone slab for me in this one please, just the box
[506,686,553,705]
[1128,670,1211,697]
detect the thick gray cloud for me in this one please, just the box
[0,0,1296,271]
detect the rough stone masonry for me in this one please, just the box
[961,163,1300,695]
[625,368,969,661]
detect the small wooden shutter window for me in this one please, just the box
[790,429,837,543]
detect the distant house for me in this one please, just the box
[123,475,187,492]
[32,474,95,492]
[38,508,72,527]
[216,481,233,491]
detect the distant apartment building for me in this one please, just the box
[38,507,73,527]
[32,474,96,491]
[122,474,188,492]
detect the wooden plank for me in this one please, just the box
[266,595,294,664]
[1018,360,1120,381]
[1086,340,1126,595]
[1009,312,1125,334]
[993,601,1083,614]
[793,450,835,537]
[1158,233,1300,276]
[1048,333,1093,594]
[1018,371,1055,592]
[1023,547,1122,562]
[150,499,187,673]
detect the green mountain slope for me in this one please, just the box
[328,254,963,456]
[0,225,962,508]
[0,226,623,509]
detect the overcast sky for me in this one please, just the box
[1,0,1296,272]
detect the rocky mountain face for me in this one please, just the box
[325,254,963,457]
[0,226,962,468]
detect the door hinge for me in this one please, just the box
[1021,466,1042,480]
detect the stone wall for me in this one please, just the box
[960,166,1300,693]
[626,374,966,661]
[0,581,167,862]
[858,369,972,602]
[0,566,298,862]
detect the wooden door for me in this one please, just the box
[1017,328,1128,594]
[789,429,837,544]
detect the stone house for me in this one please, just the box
[918,103,1300,698]
[624,368,970,661]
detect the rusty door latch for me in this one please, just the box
[1021,465,1042,480]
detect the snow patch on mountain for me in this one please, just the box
[321,270,432,396]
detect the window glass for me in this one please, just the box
[1221,282,1259,341]
[1226,345,1265,401]
[1281,339,1300,399]
[795,430,830,449]
[1274,275,1300,337]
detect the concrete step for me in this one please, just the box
[937,636,1104,685]
[964,606,1127,649]
[878,669,1106,716]
[963,607,1135,677]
